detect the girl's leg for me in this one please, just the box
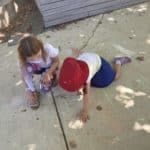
[26,90,40,109]
[21,65,40,109]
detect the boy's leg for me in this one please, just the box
[113,63,121,80]
[113,56,132,80]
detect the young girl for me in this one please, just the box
[59,48,131,122]
[18,35,59,109]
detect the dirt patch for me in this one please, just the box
[69,140,77,148]
[0,0,43,43]
[136,56,144,61]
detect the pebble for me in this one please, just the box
[69,140,77,148]
[136,56,144,61]
[36,117,39,120]
[20,108,27,112]
[96,105,102,111]
[129,36,133,39]
[46,35,51,38]
[13,74,16,78]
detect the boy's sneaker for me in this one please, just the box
[113,56,132,65]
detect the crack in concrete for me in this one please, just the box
[80,14,104,51]
[50,90,69,150]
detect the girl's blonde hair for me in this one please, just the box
[18,36,47,65]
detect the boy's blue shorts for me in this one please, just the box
[91,57,116,88]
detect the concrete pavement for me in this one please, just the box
[0,2,150,150]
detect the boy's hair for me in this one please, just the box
[18,36,47,65]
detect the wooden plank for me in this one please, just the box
[43,0,120,21]
[44,11,89,27]
[35,0,149,27]
[44,0,148,27]
[42,0,120,17]
[40,0,116,12]
[88,0,148,16]
[120,0,148,5]
[38,0,62,5]
[40,0,86,11]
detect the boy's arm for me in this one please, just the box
[80,83,90,122]
[72,48,84,58]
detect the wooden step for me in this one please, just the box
[34,0,148,28]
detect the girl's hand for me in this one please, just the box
[42,72,53,85]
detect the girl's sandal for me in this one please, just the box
[27,91,40,109]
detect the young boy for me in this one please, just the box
[59,48,131,122]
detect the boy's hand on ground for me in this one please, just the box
[79,109,89,123]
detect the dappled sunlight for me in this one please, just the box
[0,1,20,29]
[5,51,14,57]
[115,94,134,108]
[146,36,150,45]
[113,44,135,56]
[80,34,85,38]
[0,9,10,28]
[13,2,19,13]
[0,6,2,13]
[126,4,148,13]
[112,137,120,144]
[16,80,23,86]
[4,10,9,26]
[27,144,36,150]
[137,4,148,12]
[116,85,134,95]
[107,17,115,22]
[127,8,134,12]
[68,119,84,129]
[134,91,146,96]
[53,124,59,128]
[133,122,150,133]
[92,18,98,22]
[77,88,83,101]
[77,94,83,101]
[146,39,150,45]
[122,99,134,109]
[115,85,147,109]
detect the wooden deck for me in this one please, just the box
[35,0,148,28]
